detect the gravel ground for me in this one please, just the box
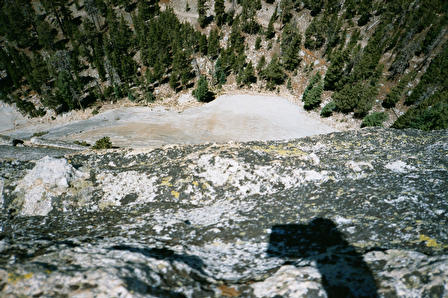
[2,94,337,148]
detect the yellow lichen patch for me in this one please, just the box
[98,200,115,210]
[8,272,33,284]
[353,241,377,249]
[171,190,180,199]
[161,176,173,187]
[192,181,199,187]
[201,182,209,189]
[336,188,344,197]
[418,234,446,248]
[253,144,306,157]
[23,273,33,279]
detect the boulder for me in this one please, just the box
[0,128,447,297]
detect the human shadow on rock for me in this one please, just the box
[267,218,378,298]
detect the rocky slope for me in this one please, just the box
[0,128,447,297]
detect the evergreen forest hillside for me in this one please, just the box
[0,0,447,130]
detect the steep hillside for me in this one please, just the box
[0,0,447,130]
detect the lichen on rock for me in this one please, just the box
[11,156,86,216]
[0,128,447,297]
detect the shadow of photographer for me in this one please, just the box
[267,218,378,298]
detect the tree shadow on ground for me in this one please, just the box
[267,218,378,298]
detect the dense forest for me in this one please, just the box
[0,0,447,130]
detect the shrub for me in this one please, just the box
[361,112,388,128]
[74,140,90,147]
[93,137,113,149]
[32,131,48,137]
[320,101,336,117]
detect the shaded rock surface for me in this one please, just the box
[0,128,447,297]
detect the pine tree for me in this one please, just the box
[266,9,276,39]
[303,81,323,110]
[198,0,207,28]
[324,51,345,90]
[281,21,301,71]
[169,72,179,90]
[261,55,285,89]
[199,34,208,55]
[173,49,193,87]
[36,20,57,51]
[214,57,227,86]
[193,75,213,102]
[137,0,159,21]
[208,29,220,58]
[304,16,326,50]
[383,72,415,108]
[239,61,256,86]
[280,0,294,24]
[241,0,260,34]
[215,0,225,26]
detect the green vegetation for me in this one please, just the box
[74,140,91,147]
[260,55,285,90]
[32,131,49,137]
[93,137,113,149]
[320,101,336,117]
[193,75,213,102]
[382,72,415,109]
[0,0,446,131]
[302,73,323,110]
[361,112,388,128]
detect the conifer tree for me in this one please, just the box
[303,80,323,110]
[304,16,326,50]
[215,0,225,26]
[36,20,57,51]
[241,0,260,34]
[138,0,159,21]
[324,51,345,90]
[266,9,276,39]
[193,75,213,102]
[281,21,301,71]
[173,49,193,87]
[261,55,285,89]
[214,57,227,86]
[239,61,256,86]
[198,0,207,28]
[208,29,220,58]
[199,34,208,55]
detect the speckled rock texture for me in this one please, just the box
[0,128,447,297]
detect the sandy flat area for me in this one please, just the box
[0,102,28,132]
[3,94,337,147]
